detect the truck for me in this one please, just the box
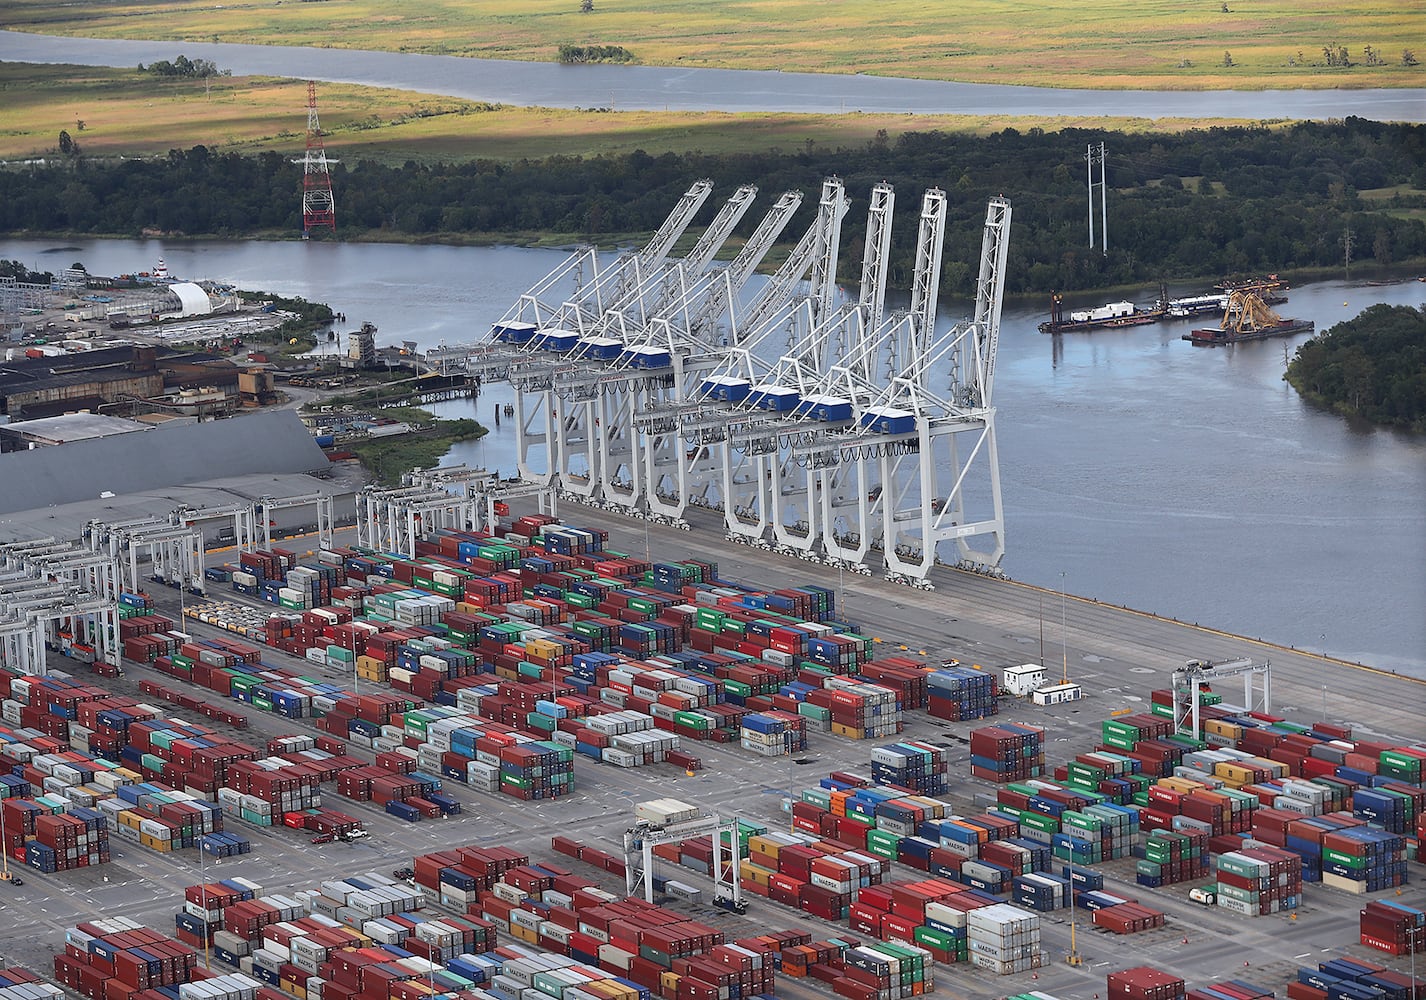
[1188,886,1217,906]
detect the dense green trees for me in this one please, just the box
[2,119,1423,296]
[0,259,53,284]
[1286,303,1426,430]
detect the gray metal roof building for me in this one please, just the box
[0,471,350,546]
[0,410,331,518]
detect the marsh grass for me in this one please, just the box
[2,0,1421,91]
[0,63,1261,164]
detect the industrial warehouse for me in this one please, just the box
[0,180,1421,1000]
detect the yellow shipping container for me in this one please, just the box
[508,923,538,944]
[1245,756,1289,779]
[281,980,307,999]
[747,834,783,862]
[739,860,774,887]
[139,832,172,851]
[1158,777,1206,794]
[119,810,144,830]
[832,723,864,739]
[1205,719,1242,740]
[905,794,947,820]
[1213,762,1254,787]
[660,973,681,998]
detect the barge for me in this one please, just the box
[1185,318,1315,345]
[1183,285,1314,345]
[1038,293,1162,333]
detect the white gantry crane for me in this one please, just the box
[447,181,1013,584]
[1173,657,1271,738]
[623,800,745,913]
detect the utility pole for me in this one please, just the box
[1086,142,1108,255]
[1060,572,1069,685]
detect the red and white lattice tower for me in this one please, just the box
[301,80,336,237]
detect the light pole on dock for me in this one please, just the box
[1319,632,1327,719]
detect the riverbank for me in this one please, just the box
[1284,303,1426,432]
[6,120,1424,300]
[3,0,1422,92]
[344,417,487,485]
[0,62,1274,167]
[6,33,1423,123]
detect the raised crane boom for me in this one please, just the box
[688,190,803,342]
[971,196,1012,406]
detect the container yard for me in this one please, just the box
[0,498,1422,1000]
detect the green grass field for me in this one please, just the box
[1,0,1420,91]
[0,63,1257,165]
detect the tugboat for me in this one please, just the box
[1184,287,1314,345]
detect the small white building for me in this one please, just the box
[1002,663,1046,696]
[1032,683,1083,706]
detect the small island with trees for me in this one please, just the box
[1285,302,1426,431]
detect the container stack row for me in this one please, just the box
[54,918,211,1000]
[968,724,1045,783]
[870,743,948,796]
[173,877,263,951]
[924,667,997,722]
[847,877,1002,967]
[0,966,64,1000]
[1139,777,1260,837]
[1106,967,1187,1000]
[1148,693,1426,797]
[1083,891,1168,935]
[731,829,886,919]
[1316,827,1409,894]
[1210,844,1303,916]
[1134,829,1209,887]
[1289,955,1424,1000]
[789,774,1059,895]
[5,803,110,872]
[738,712,808,757]
[964,902,1043,975]
[829,941,933,1000]
[0,673,162,752]
[1358,899,1425,956]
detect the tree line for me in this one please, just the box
[138,55,226,79]
[1285,303,1426,431]
[557,44,633,64]
[1,119,1423,297]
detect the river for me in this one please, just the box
[3,236,1422,675]
[3,31,1425,122]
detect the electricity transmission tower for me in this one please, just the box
[301,81,336,238]
[1086,142,1107,255]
